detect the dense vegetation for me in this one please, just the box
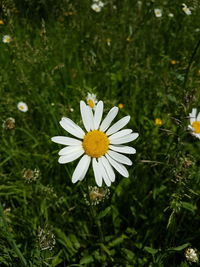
[0,0,200,266]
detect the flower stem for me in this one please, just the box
[183,36,200,89]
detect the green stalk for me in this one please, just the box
[0,204,27,266]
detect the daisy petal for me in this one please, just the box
[189,108,197,124]
[92,158,103,187]
[87,106,95,130]
[110,133,139,144]
[60,117,85,139]
[99,156,115,182]
[80,101,91,132]
[109,129,133,141]
[197,112,200,121]
[94,101,104,129]
[72,155,91,183]
[107,150,132,165]
[188,125,193,131]
[58,148,84,164]
[106,154,129,178]
[51,136,82,146]
[58,145,83,156]
[109,145,136,154]
[98,159,111,186]
[195,133,200,139]
[106,115,130,136]
[100,107,119,132]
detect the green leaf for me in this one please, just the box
[54,228,77,255]
[80,255,94,265]
[167,243,190,251]
[97,206,111,220]
[51,250,63,267]
[144,246,159,255]
[121,248,135,260]
[181,202,196,213]
[108,234,128,247]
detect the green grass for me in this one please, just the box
[0,0,200,266]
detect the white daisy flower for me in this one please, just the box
[188,108,200,139]
[86,93,98,110]
[17,101,28,112]
[2,35,12,43]
[91,3,102,12]
[154,8,162,18]
[51,101,139,187]
[182,3,192,15]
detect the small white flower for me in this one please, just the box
[154,8,162,17]
[185,248,199,263]
[86,93,98,110]
[98,1,104,8]
[51,101,139,187]
[182,3,192,15]
[2,35,12,43]
[168,13,174,17]
[17,101,28,112]
[137,1,142,9]
[188,108,200,139]
[91,3,102,12]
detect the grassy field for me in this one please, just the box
[0,0,200,266]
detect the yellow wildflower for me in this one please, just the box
[155,118,163,126]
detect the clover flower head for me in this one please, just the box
[185,248,199,263]
[2,117,15,130]
[38,226,56,251]
[84,186,110,205]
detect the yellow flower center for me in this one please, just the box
[192,121,200,133]
[82,130,109,158]
[87,99,95,108]
[20,105,25,110]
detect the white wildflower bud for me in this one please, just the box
[185,248,199,263]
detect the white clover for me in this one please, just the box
[17,101,28,112]
[182,3,192,15]
[2,35,12,43]
[185,248,199,263]
[51,101,139,187]
[154,8,162,18]
[86,93,98,110]
[188,108,200,139]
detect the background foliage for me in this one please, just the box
[0,0,200,266]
